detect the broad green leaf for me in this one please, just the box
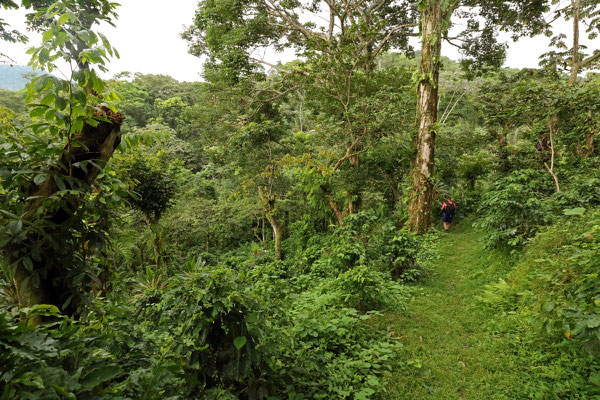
[80,365,120,388]
[53,175,66,191]
[42,29,54,42]
[39,48,50,64]
[40,93,55,106]
[58,13,69,26]
[22,256,33,270]
[246,312,258,323]
[13,372,44,389]
[563,207,585,216]
[233,336,247,350]
[30,106,48,119]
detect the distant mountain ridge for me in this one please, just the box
[0,64,41,91]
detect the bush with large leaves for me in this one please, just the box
[0,306,122,399]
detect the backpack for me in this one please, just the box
[445,202,456,215]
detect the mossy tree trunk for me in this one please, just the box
[407,0,442,234]
[12,108,123,319]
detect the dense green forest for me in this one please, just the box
[1,0,600,398]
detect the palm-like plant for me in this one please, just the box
[0,262,18,308]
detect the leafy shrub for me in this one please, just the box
[0,306,122,399]
[269,298,402,400]
[309,233,366,277]
[476,164,600,249]
[333,264,410,312]
[475,168,557,248]
[480,209,600,398]
[0,207,423,400]
[289,211,424,282]
[367,224,423,281]
[526,211,600,351]
[133,265,271,398]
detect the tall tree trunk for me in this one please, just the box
[268,214,283,261]
[12,108,123,318]
[407,0,442,234]
[258,186,283,260]
[568,0,581,86]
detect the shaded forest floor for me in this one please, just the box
[382,219,523,399]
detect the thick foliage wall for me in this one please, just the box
[1,209,426,399]
[480,210,600,398]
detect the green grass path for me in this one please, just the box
[384,220,521,399]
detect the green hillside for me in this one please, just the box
[0,64,39,91]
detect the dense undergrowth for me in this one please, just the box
[475,165,600,249]
[480,209,600,398]
[1,211,429,399]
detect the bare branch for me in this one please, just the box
[327,1,336,41]
[264,0,328,41]
[441,92,464,124]
[372,24,419,58]
[581,50,600,69]
[249,57,310,76]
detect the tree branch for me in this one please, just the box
[580,50,600,69]
[372,24,419,58]
[249,57,310,76]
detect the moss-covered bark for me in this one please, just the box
[12,108,123,318]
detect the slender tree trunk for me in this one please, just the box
[142,212,168,272]
[585,129,595,157]
[568,0,581,86]
[267,214,283,261]
[12,108,123,318]
[407,0,442,234]
[585,110,595,157]
[258,186,283,260]
[544,115,561,193]
[566,2,597,157]
[328,195,345,225]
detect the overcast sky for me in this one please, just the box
[0,1,587,82]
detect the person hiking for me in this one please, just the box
[441,198,457,232]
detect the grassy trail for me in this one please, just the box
[384,220,521,399]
